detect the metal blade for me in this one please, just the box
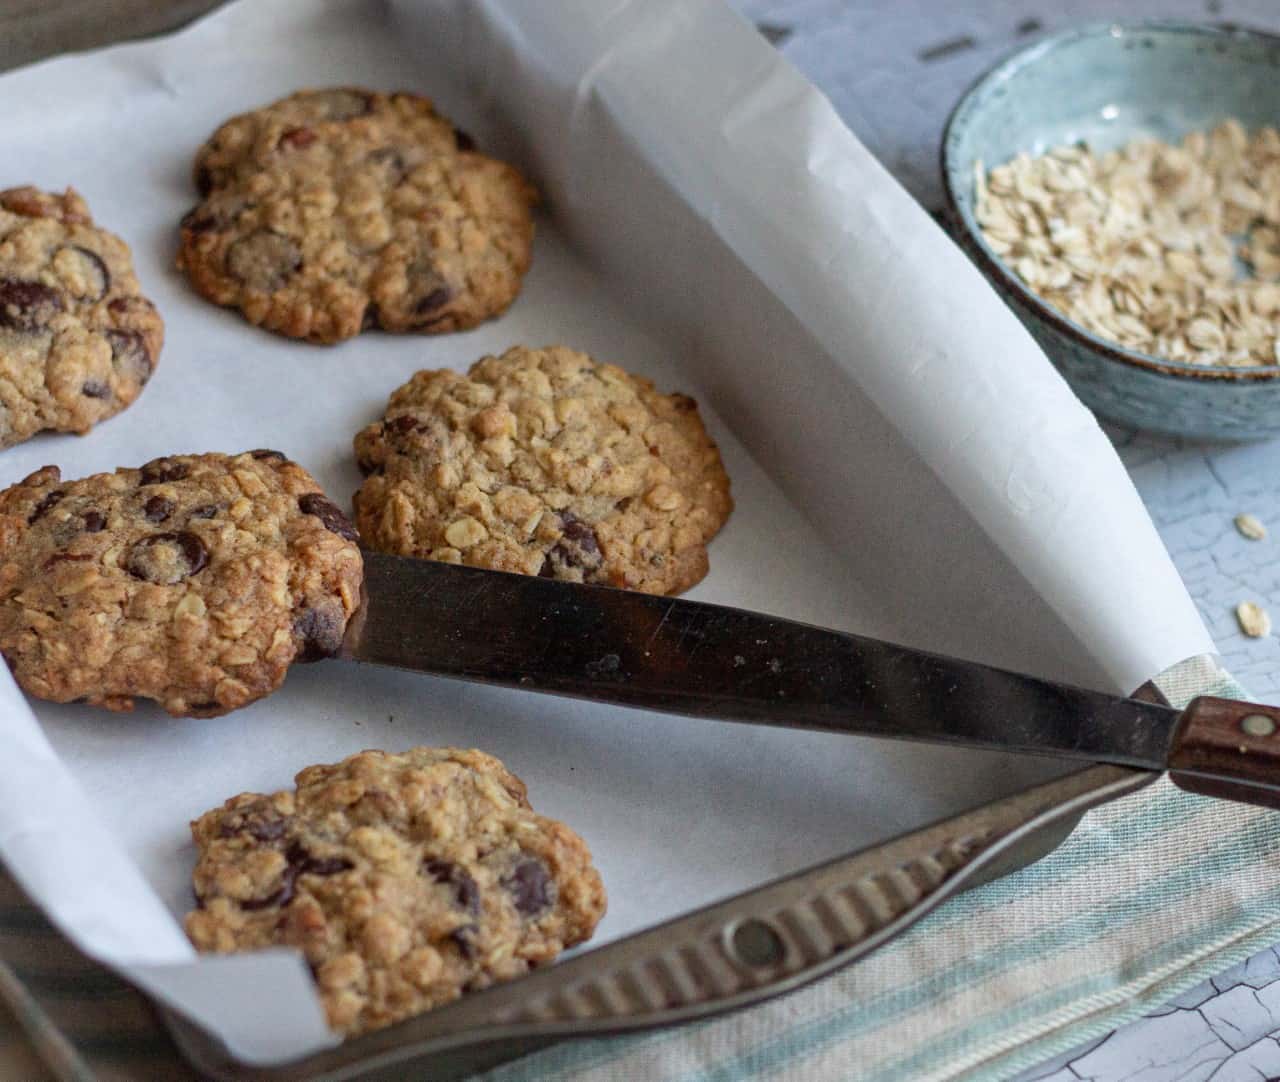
[341,551,1181,770]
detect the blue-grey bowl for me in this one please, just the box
[942,21,1280,441]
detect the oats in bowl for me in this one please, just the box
[976,120,1280,369]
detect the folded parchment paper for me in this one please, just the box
[0,0,1214,1065]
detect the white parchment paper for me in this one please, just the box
[0,0,1216,1066]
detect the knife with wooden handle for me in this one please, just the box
[342,551,1280,810]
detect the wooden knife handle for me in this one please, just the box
[1169,696,1280,809]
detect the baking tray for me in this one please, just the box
[0,1,1214,1077]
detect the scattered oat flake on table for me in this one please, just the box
[975,119,1280,368]
[1235,512,1268,540]
[1236,600,1272,638]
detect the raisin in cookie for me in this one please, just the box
[353,345,733,595]
[0,186,162,447]
[185,746,606,1037]
[0,451,362,717]
[178,88,536,344]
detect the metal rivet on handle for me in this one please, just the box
[1241,713,1278,737]
[728,918,786,968]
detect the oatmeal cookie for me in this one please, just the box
[184,746,606,1037]
[0,186,162,446]
[178,88,536,343]
[0,451,362,717]
[353,345,733,595]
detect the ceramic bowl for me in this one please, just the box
[942,21,1280,441]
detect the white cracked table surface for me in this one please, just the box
[731,0,1280,1079]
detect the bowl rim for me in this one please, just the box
[940,17,1280,384]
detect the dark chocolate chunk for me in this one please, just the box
[454,128,476,152]
[249,448,286,462]
[188,504,219,520]
[125,531,208,584]
[182,192,251,235]
[366,147,406,184]
[239,868,297,912]
[143,495,175,523]
[540,512,603,578]
[361,302,381,331]
[226,230,301,293]
[404,257,451,323]
[139,458,189,486]
[560,514,600,555]
[413,286,450,316]
[298,493,358,542]
[286,841,353,878]
[105,330,153,385]
[217,802,289,843]
[42,552,94,570]
[180,205,218,234]
[57,245,109,301]
[0,279,64,331]
[298,854,353,877]
[81,379,111,399]
[293,602,345,662]
[28,489,64,524]
[194,164,214,198]
[502,857,554,916]
[424,859,481,914]
[107,295,155,318]
[388,414,421,434]
[81,510,105,533]
[448,925,479,959]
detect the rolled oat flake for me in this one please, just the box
[1236,600,1272,638]
[1235,512,1267,540]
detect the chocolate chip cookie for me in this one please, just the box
[0,186,162,446]
[184,746,606,1036]
[0,451,362,717]
[178,88,537,344]
[353,345,733,595]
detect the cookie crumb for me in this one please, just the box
[1235,512,1267,540]
[1236,600,1272,638]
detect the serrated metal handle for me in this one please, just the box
[163,764,1152,1082]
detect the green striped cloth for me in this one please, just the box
[5,659,1278,1081]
